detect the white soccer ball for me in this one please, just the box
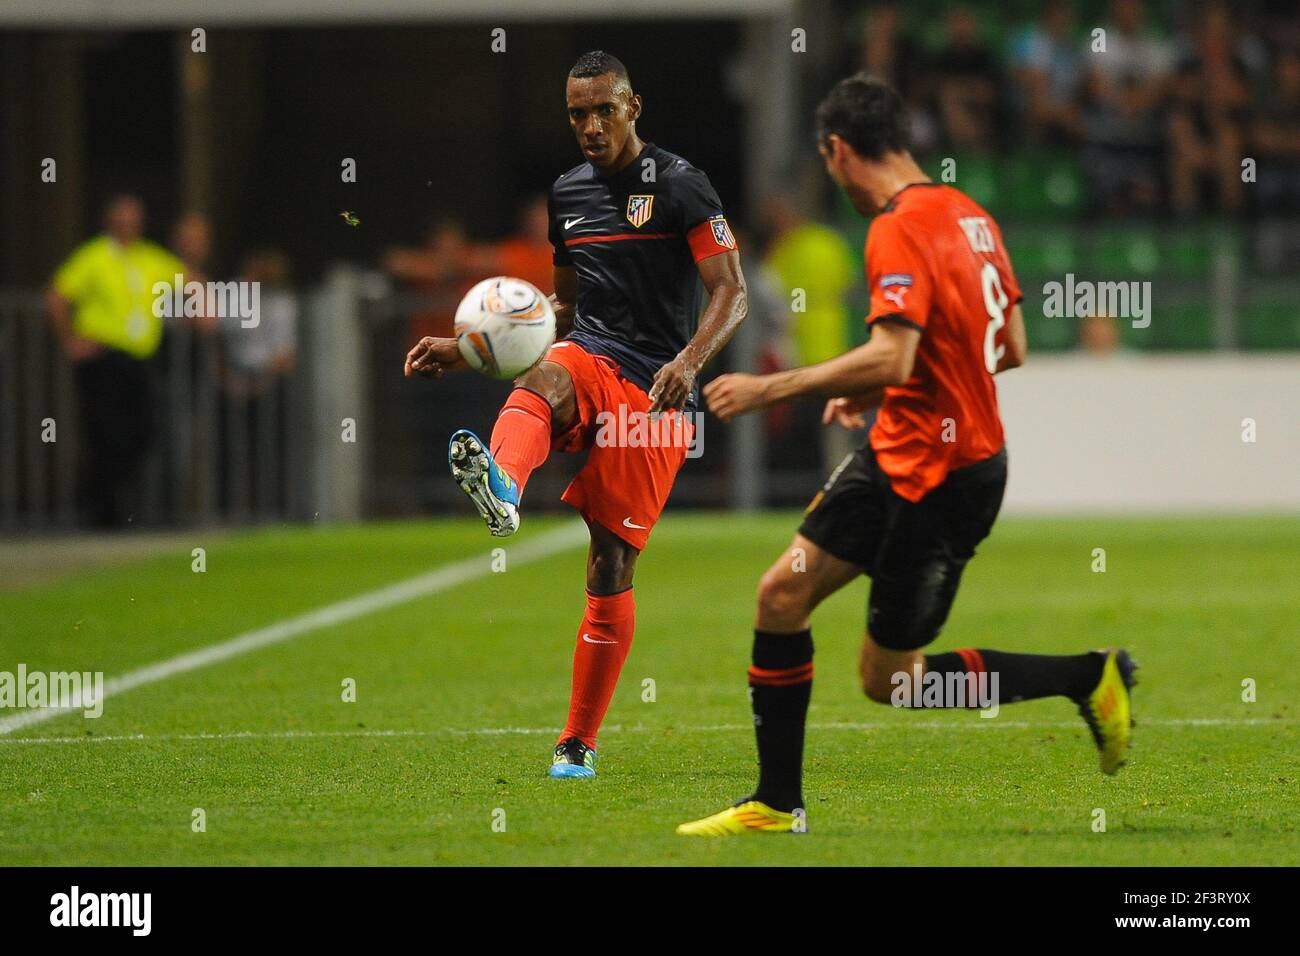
[453,276,556,380]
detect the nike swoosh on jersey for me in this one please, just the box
[622,517,647,530]
[564,217,587,229]
[581,633,617,645]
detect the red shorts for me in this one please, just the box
[540,341,693,550]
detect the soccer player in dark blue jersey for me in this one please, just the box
[405,52,748,777]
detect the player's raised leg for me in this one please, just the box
[858,637,1138,775]
[854,470,1138,775]
[448,359,577,537]
[676,534,860,835]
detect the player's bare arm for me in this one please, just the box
[705,320,918,422]
[549,265,578,339]
[45,288,103,363]
[995,302,1027,373]
[649,249,747,413]
[403,335,466,378]
[821,389,884,429]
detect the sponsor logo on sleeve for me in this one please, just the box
[880,273,913,309]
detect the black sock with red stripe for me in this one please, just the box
[919,649,1104,707]
[749,629,813,813]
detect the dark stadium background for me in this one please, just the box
[2,24,755,285]
[3,0,1299,529]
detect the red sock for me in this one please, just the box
[561,589,636,749]
[489,388,551,496]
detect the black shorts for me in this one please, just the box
[798,444,1007,651]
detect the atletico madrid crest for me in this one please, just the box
[626,195,654,228]
[710,216,736,249]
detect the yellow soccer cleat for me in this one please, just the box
[1075,648,1139,775]
[676,800,803,836]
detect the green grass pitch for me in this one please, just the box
[1,514,1296,866]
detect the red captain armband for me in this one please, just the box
[686,216,738,262]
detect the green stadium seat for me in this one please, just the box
[1023,308,1075,351]
[1164,229,1214,278]
[1239,300,1300,350]
[1150,300,1214,350]
[1096,229,1161,275]
[953,154,999,209]
[1006,224,1078,275]
[1000,154,1085,220]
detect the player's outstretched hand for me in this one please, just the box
[822,396,868,430]
[404,336,466,378]
[648,356,696,413]
[703,372,770,422]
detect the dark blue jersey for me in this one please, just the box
[547,142,737,404]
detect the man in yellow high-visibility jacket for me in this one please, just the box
[761,194,858,475]
[46,195,186,527]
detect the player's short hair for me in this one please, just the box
[814,73,909,161]
[569,51,631,90]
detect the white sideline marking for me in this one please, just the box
[0,522,589,737]
[0,717,1291,746]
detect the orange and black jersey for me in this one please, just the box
[548,142,736,401]
[864,182,1022,502]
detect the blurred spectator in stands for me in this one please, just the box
[171,212,220,328]
[45,194,185,527]
[1009,0,1084,146]
[486,194,554,295]
[762,194,856,372]
[761,193,858,472]
[857,1,936,150]
[221,249,299,519]
[384,216,478,342]
[1082,73,1163,215]
[1078,314,1123,355]
[1251,47,1300,213]
[926,6,1006,150]
[740,234,793,372]
[384,216,482,499]
[860,1,920,98]
[172,212,213,284]
[1086,0,1173,113]
[729,225,794,438]
[1167,3,1255,215]
[171,211,223,515]
[1080,1,1172,215]
[859,1,938,152]
[222,249,297,395]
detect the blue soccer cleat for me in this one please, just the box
[448,429,519,537]
[548,736,597,778]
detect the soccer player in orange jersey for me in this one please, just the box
[677,75,1136,836]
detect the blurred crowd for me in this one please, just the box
[46,195,298,527]
[381,195,554,342]
[50,1,1300,526]
[856,0,1300,217]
